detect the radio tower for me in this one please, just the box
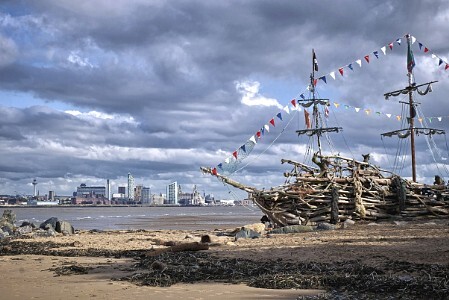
[32,178,38,198]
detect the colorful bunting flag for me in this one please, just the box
[339,68,344,76]
[439,59,443,66]
[304,110,311,129]
[269,118,275,127]
[364,55,370,63]
[212,167,217,175]
[389,42,393,50]
[249,136,257,144]
[300,94,305,100]
[241,145,246,152]
[418,42,423,50]
[355,107,360,112]
[396,38,401,45]
[381,46,386,55]
[291,99,297,107]
[373,51,379,58]
[330,72,336,80]
[446,64,449,70]
[283,106,290,114]
[233,151,238,159]
[348,64,353,71]
[320,76,327,84]
[356,59,362,67]
[276,112,282,121]
[256,131,261,139]
[264,124,269,132]
[424,47,429,53]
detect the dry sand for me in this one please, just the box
[1,219,449,299]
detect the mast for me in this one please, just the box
[381,34,444,182]
[297,50,342,154]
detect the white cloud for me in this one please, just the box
[235,80,282,108]
[67,51,94,68]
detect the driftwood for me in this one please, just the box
[201,154,449,228]
[145,242,209,257]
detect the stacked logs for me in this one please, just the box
[201,155,449,228]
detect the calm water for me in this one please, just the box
[1,206,262,231]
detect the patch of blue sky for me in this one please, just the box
[0,90,79,111]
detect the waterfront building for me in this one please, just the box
[73,183,108,205]
[134,185,143,203]
[127,173,135,201]
[166,182,178,205]
[118,186,126,194]
[142,187,151,205]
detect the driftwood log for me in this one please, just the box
[145,242,209,257]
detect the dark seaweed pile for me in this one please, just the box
[0,239,145,258]
[120,252,449,300]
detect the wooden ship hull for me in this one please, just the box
[201,154,449,227]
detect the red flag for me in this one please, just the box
[233,151,238,159]
[338,68,344,76]
[424,47,429,53]
[304,110,311,129]
[256,131,261,138]
[291,99,296,107]
[212,168,217,175]
[446,64,449,71]
[313,79,318,86]
[364,55,370,63]
[269,118,275,127]
[389,43,393,50]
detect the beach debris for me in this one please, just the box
[316,222,336,231]
[234,228,261,241]
[145,242,209,257]
[269,225,314,234]
[51,264,91,276]
[200,235,211,243]
[150,260,167,272]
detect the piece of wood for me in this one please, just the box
[145,242,209,257]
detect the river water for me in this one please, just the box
[1,205,262,231]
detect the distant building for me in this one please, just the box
[134,185,143,203]
[166,182,178,205]
[48,190,55,201]
[118,186,126,194]
[142,187,151,205]
[128,173,135,200]
[152,193,165,205]
[74,183,108,205]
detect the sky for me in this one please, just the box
[1,0,449,199]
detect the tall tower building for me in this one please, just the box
[127,173,135,200]
[106,179,111,201]
[166,181,178,205]
[32,178,38,197]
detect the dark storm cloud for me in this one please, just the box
[0,0,448,196]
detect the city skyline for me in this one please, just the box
[1,2,449,199]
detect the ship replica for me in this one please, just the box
[201,35,449,227]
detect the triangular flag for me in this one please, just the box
[291,99,297,107]
[344,105,350,109]
[396,115,401,121]
[241,145,246,152]
[418,117,423,123]
[256,131,261,139]
[355,107,360,112]
[233,151,238,159]
[428,117,432,123]
[431,54,437,59]
[225,157,230,164]
[396,38,401,45]
[411,36,416,44]
[261,127,265,135]
[313,79,318,86]
[283,106,290,114]
[334,102,340,108]
[356,59,362,67]
[364,55,370,63]
[217,163,223,169]
[330,72,336,80]
[373,51,379,58]
[339,68,344,76]
[348,64,353,71]
[381,46,386,55]
[212,167,217,175]
[389,42,393,50]
[424,47,429,53]
[269,118,275,126]
[439,59,443,66]
[418,42,423,50]
[386,114,392,118]
[319,76,327,84]
[276,112,282,121]
[438,117,442,121]
[445,64,449,70]
[376,111,382,116]
[264,124,269,132]
[249,136,257,144]
[364,109,371,115]
[300,94,305,100]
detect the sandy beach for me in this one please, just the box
[1,219,449,299]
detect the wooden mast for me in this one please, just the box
[406,34,417,182]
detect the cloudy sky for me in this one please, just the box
[1,0,449,199]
